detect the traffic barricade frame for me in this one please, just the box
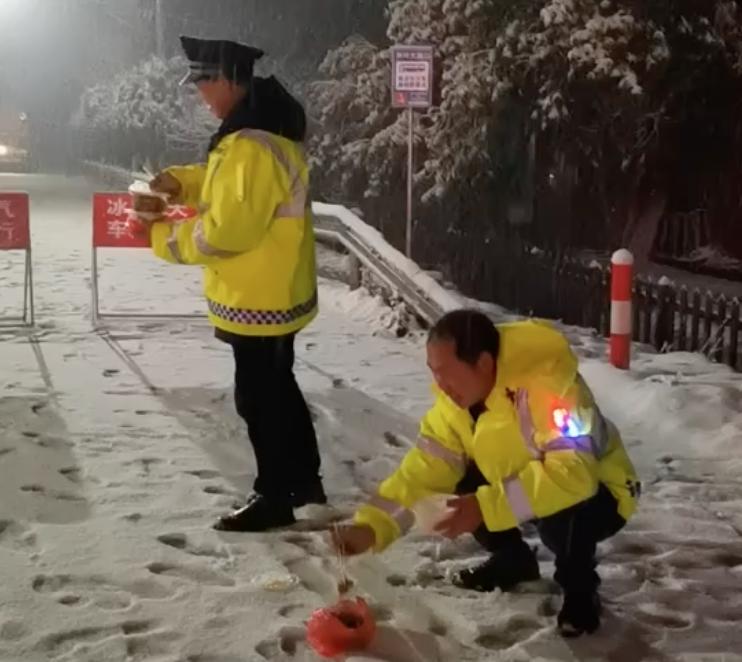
[91,192,201,325]
[0,192,34,327]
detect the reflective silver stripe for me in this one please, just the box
[275,190,307,218]
[241,129,308,218]
[575,374,610,458]
[543,435,595,454]
[166,224,185,264]
[368,495,414,534]
[416,435,466,472]
[591,408,610,458]
[515,389,543,460]
[193,218,242,258]
[277,158,308,217]
[503,476,536,523]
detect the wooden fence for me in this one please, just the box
[488,244,742,371]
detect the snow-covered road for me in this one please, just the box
[1,174,741,662]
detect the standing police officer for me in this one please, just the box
[146,36,325,532]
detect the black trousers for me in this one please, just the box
[458,464,626,594]
[231,334,321,502]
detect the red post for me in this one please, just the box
[610,249,634,369]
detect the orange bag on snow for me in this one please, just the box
[306,597,376,658]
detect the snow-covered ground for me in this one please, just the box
[1,174,742,662]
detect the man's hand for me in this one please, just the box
[330,524,376,557]
[149,171,182,201]
[434,494,483,539]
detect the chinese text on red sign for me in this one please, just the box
[0,193,30,250]
[92,193,195,248]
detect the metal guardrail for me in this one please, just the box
[314,214,443,326]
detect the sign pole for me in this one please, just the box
[91,246,100,325]
[406,107,414,259]
[391,44,434,261]
[24,247,35,326]
[22,251,29,323]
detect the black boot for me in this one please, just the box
[290,481,328,508]
[454,542,541,592]
[557,591,602,637]
[214,494,295,532]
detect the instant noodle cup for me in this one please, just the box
[128,180,169,222]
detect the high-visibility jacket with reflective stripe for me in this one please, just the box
[150,129,317,336]
[355,319,639,552]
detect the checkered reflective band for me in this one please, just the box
[207,291,317,326]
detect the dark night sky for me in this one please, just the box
[0,0,385,164]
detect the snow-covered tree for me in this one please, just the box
[307,37,397,199]
[74,56,217,169]
[309,0,742,263]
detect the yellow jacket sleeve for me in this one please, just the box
[477,378,600,532]
[165,164,207,208]
[355,397,467,552]
[151,138,286,266]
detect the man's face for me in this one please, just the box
[195,77,244,119]
[426,339,496,409]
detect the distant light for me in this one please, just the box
[0,146,9,157]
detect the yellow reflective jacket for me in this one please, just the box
[150,129,317,336]
[355,320,639,552]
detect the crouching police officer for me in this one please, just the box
[332,310,639,637]
[145,36,325,532]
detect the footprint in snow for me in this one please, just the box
[185,469,221,480]
[476,614,545,650]
[156,533,229,559]
[635,606,694,631]
[146,561,235,587]
[203,484,240,498]
[278,604,306,619]
[383,431,405,448]
[35,620,175,659]
[0,519,37,550]
[32,572,173,606]
[21,485,84,502]
[59,467,83,484]
[255,626,305,659]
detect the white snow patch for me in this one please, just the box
[1,174,741,661]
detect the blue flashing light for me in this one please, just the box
[552,408,583,438]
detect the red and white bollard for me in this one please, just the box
[610,249,634,370]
